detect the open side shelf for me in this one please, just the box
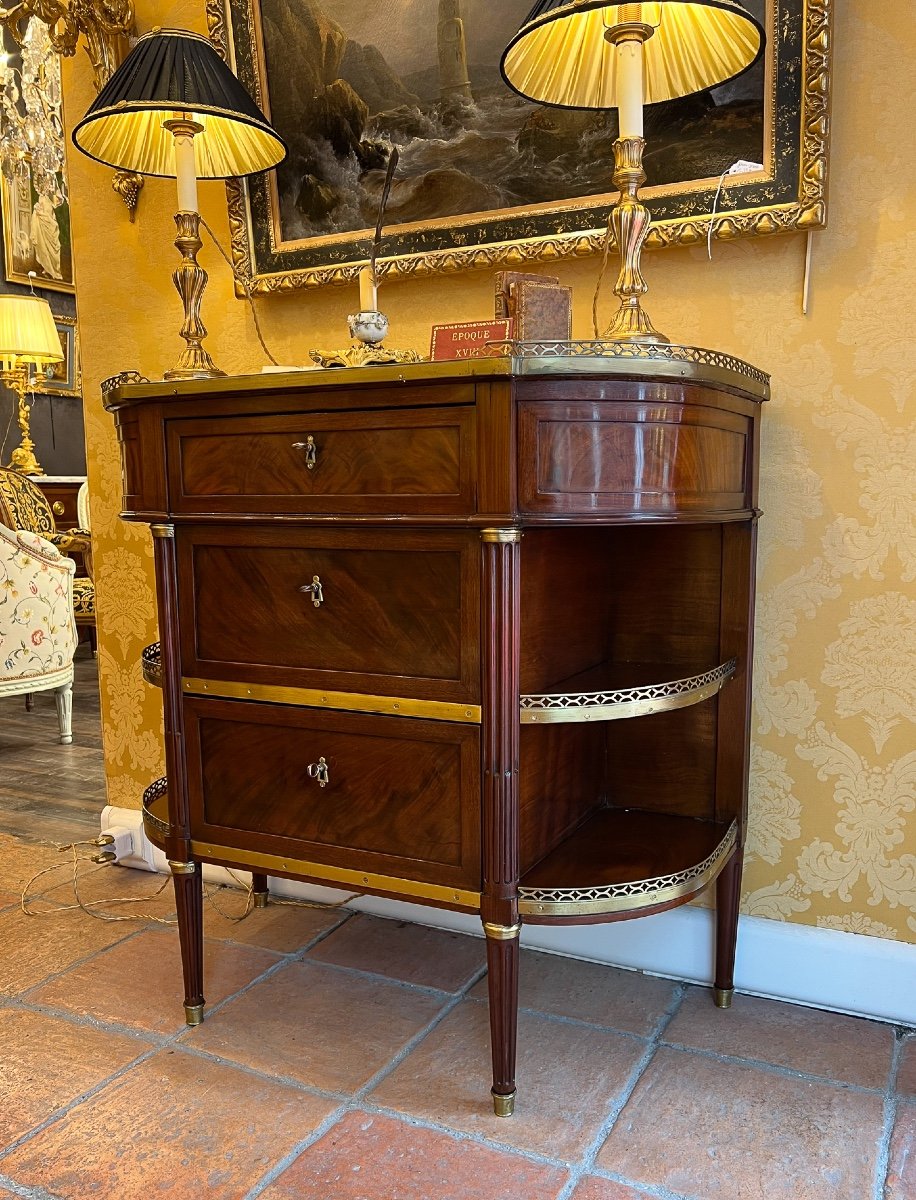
[142,643,162,688]
[518,810,737,920]
[142,777,170,849]
[520,659,736,724]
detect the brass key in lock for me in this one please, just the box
[307,757,329,787]
[299,575,324,607]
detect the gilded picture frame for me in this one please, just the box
[0,24,75,295]
[31,316,81,398]
[208,0,832,296]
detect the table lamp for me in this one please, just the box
[0,293,63,475]
[501,1,763,343]
[72,28,287,380]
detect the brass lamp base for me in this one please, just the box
[165,210,226,381]
[2,367,42,475]
[603,136,669,346]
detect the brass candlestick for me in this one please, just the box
[164,209,225,381]
[162,117,225,382]
[604,135,668,344]
[3,366,42,475]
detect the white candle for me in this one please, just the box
[359,265,378,312]
[616,38,644,138]
[173,130,199,213]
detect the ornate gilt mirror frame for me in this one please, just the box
[208,0,832,295]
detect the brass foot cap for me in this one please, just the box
[713,987,734,1009]
[184,1003,205,1026]
[253,892,269,909]
[491,1089,517,1118]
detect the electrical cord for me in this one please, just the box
[19,838,361,924]
[197,213,281,367]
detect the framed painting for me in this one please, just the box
[208,0,832,294]
[31,317,80,398]
[0,21,74,294]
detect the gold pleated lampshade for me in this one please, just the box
[501,0,764,109]
[0,295,63,367]
[72,28,287,178]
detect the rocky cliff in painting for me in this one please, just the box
[260,0,764,242]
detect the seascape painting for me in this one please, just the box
[216,0,830,290]
[261,0,764,243]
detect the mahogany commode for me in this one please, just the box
[105,349,768,1117]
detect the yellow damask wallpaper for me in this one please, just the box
[63,0,915,942]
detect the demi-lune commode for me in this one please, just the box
[104,347,767,1117]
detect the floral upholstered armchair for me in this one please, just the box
[0,468,95,643]
[0,523,76,744]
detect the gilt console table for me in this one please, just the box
[104,348,768,1116]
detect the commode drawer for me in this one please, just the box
[178,526,480,704]
[518,399,752,517]
[166,403,476,516]
[184,696,481,893]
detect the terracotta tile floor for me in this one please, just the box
[0,835,912,1200]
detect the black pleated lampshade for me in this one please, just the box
[72,28,287,178]
[501,0,764,109]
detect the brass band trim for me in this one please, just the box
[182,677,481,724]
[168,860,197,875]
[518,822,737,917]
[151,524,175,539]
[482,921,522,941]
[481,529,522,544]
[190,839,481,909]
[184,1003,205,1026]
[492,1089,517,1117]
[520,660,736,725]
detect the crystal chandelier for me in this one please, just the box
[0,17,66,206]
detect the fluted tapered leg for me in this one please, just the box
[170,860,205,1024]
[480,528,522,1115]
[714,848,744,1008]
[251,873,270,908]
[485,927,520,1116]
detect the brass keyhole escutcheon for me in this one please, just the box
[292,436,318,469]
[307,757,329,787]
[299,576,324,607]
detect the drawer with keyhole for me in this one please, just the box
[165,401,476,515]
[183,695,481,892]
[178,525,480,704]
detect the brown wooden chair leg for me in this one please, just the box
[170,860,205,1025]
[24,693,33,712]
[484,925,520,1116]
[714,847,744,1009]
[251,872,270,908]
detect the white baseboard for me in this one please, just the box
[102,806,916,1028]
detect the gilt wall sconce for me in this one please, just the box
[0,0,143,214]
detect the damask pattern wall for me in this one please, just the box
[64,0,915,943]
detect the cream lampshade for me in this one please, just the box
[0,293,63,475]
[501,1,764,343]
[72,28,287,380]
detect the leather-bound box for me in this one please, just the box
[511,279,573,342]
[494,271,559,320]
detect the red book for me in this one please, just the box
[430,319,513,361]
